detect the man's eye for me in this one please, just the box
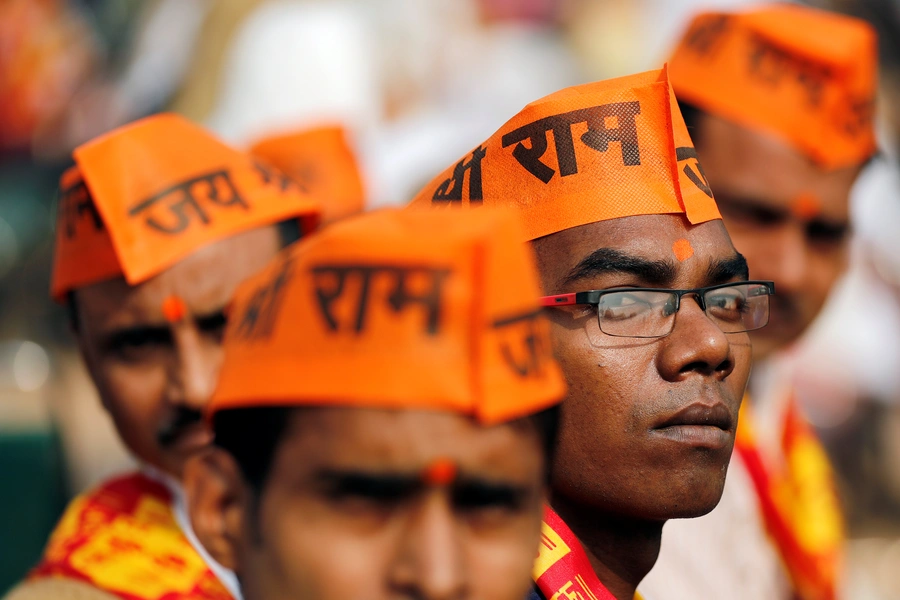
[706,290,748,322]
[598,292,658,320]
[326,477,414,507]
[806,220,849,246]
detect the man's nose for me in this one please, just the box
[388,492,467,600]
[657,296,735,381]
[166,325,221,411]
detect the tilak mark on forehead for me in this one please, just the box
[163,295,187,323]
[422,458,458,486]
[792,193,821,220]
[672,239,695,262]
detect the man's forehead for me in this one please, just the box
[533,216,734,278]
[273,407,540,474]
[697,113,857,217]
[76,225,281,329]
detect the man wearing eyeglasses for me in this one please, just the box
[411,67,771,600]
[640,7,878,600]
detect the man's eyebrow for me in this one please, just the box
[452,477,531,504]
[707,253,750,284]
[717,192,849,228]
[100,324,171,349]
[195,308,228,330]
[561,248,676,289]
[315,469,422,496]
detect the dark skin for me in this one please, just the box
[691,113,860,360]
[532,214,752,600]
[73,226,282,478]
[186,407,548,600]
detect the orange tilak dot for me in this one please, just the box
[792,193,821,220]
[162,295,187,323]
[672,238,694,262]
[422,458,458,486]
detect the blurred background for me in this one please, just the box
[1,0,899,596]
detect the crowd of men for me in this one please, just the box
[1,3,879,600]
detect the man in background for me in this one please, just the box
[641,5,878,599]
[5,113,321,600]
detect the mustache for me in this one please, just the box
[156,407,204,447]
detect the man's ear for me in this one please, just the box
[183,448,250,572]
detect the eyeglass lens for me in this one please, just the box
[596,283,771,338]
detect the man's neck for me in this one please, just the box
[550,496,663,600]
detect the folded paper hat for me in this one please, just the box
[408,66,720,242]
[209,208,566,425]
[250,125,365,224]
[51,113,322,300]
[668,4,877,169]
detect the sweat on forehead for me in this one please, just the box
[409,66,721,241]
[208,208,566,426]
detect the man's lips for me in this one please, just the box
[651,402,734,449]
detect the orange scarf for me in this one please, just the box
[735,394,844,600]
[533,506,643,600]
[30,472,233,600]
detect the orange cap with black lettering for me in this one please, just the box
[250,125,365,225]
[668,4,877,169]
[50,113,322,300]
[408,66,720,242]
[208,208,566,425]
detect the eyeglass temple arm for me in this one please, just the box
[540,293,578,307]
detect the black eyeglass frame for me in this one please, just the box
[540,280,776,339]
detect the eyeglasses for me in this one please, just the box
[540,281,775,339]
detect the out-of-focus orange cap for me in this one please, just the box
[209,208,566,425]
[50,113,322,300]
[408,66,720,242]
[250,125,365,225]
[668,4,877,169]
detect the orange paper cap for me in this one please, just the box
[209,208,566,425]
[668,4,877,169]
[250,125,365,225]
[408,67,720,242]
[50,113,322,300]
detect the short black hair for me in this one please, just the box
[213,404,562,495]
[65,218,304,332]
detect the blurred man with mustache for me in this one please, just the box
[411,67,773,599]
[5,114,322,600]
[640,6,878,600]
[186,207,567,600]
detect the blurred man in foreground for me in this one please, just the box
[411,67,773,600]
[641,6,878,599]
[186,207,566,600]
[6,113,321,600]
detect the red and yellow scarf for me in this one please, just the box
[30,472,233,600]
[533,506,643,600]
[735,394,844,600]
